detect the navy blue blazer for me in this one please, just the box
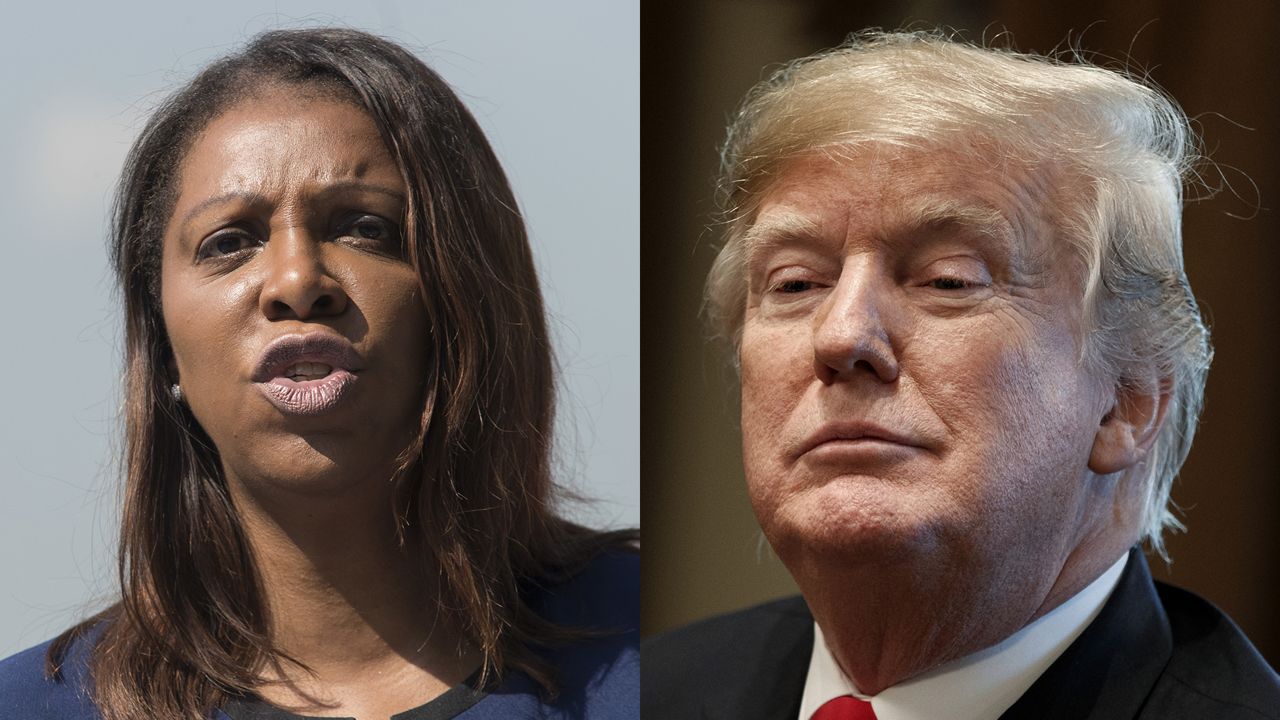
[643,549,1279,719]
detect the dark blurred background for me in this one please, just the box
[642,0,1279,667]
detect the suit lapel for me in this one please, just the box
[700,596,814,720]
[1000,548,1172,720]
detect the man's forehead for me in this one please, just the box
[744,149,1053,257]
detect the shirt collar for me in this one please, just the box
[797,553,1128,720]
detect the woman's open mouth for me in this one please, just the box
[257,367,357,416]
[252,334,364,416]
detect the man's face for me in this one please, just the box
[740,147,1112,577]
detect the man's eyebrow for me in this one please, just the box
[176,181,407,231]
[895,198,1015,246]
[742,212,824,267]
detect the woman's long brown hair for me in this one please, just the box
[45,28,634,720]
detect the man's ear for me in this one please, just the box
[1088,376,1172,475]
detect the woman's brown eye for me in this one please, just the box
[347,215,396,240]
[342,215,403,254]
[354,220,385,239]
[197,232,256,260]
[216,236,246,253]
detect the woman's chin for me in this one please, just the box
[223,440,398,502]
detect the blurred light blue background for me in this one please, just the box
[0,0,638,657]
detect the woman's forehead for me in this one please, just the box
[178,93,400,195]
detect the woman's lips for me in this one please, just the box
[252,333,364,416]
[257,370,357,416]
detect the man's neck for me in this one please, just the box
[794,539,1134,694]
[798,552,1129,719]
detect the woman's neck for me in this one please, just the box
[229,472,478,716]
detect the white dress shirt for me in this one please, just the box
[797,554,1128,720]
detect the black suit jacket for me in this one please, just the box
[643,550,1280,719]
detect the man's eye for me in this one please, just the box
[929,277,973,291]
[196,232,257,260]
[774,279,816,294]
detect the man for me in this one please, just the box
[644,32,1280,720]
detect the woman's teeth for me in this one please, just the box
[284,362,334,380]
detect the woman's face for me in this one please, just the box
[160,86,429,497]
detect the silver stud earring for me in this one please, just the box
[170,383,184,403]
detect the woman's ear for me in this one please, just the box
[1089,376,1172,475]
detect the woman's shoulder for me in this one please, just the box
[486,549,638,719]
[533,548,640,631]
[0,632,101,719]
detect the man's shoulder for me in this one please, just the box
[1141,580,1280,719]
[0,634,100,720]
[643,596,813,718]
[1009,552,1279,720]
[645,594,811,659]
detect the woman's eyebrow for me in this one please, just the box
[176,182,407,231]
[177,190,270,231]
[311,180,407,206]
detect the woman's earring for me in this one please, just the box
[171,384,184,403]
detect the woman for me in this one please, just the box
[0,28,637,720]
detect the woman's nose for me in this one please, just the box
[258,231,349,321]
[811,263,900,384]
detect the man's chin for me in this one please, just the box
[762,496,944,568]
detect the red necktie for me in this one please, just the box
[812,695,878,720]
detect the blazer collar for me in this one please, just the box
[1000,547,1172,719]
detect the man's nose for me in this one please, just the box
[811,262,900,384]
[258,230,349,321]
